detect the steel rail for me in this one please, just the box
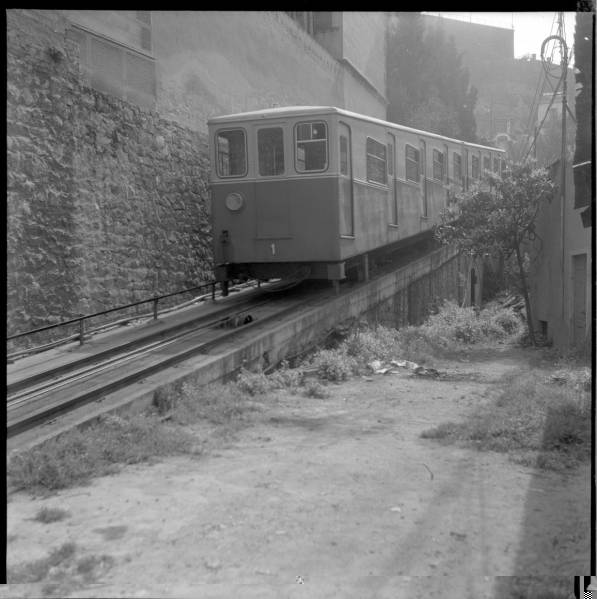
[7,294,313,438]
[7,290,265,397]
[7,299,271,406]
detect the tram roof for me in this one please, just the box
[208,106,504,153]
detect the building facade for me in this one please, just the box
[419,13,575,162]
[528,160,592,351]
[7,10,388,340]
[527,9,593,353]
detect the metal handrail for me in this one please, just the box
[7,281,218,345]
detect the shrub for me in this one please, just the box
[303,380,330,399]
[310,349,356,382]
[420,300,524,346]
[268,361,304,391]
[342,327,401,365]
[235,368,272,396]
[171,382,257,425]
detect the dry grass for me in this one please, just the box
[8,541,115,596]
[8,541,77,583]
[8,413,195,493]
[33,507,70,523]
[421,368,591,470]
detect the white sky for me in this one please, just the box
[423,12,576,65]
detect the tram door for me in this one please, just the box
[419,139,428,218]
[339,122,354,236]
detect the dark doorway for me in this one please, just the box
[470,268,477,306]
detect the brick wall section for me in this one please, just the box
[7,10,212,341]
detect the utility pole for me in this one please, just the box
[557,12,568,324]
[539,17,569,329]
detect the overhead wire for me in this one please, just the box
[516,12,560,161]
[521,14,570,164]
[521,73,564,163]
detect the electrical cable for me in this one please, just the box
[517,70,548,161]
[516,14,560,162]
[521,72,564,163]
[521,29,569,163]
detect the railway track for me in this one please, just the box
[8,239,440,442]
[7,283,329,438]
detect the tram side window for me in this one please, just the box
[387,143,394,176]
[258,127,284,176]
[443,145,449,184]
[432,149,444,181]
[366,138,387,185]
[453,153,462,183]
[216,129,247,177]
[295,121,328,172]
[405,144,420,183]
[472,155,479,179]
[340,135,348,175]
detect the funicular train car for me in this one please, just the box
[208,106,505,293]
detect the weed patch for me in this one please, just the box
[9,542,114,595]
[421,369,591,470]
[305,301,524,380]
[8,414,195,493]
[33,507,70,524]
[168,382,261,426]
[303,380,331,399]
[421,300,524,346]
[8,541,76,583]
[309,348,356,382]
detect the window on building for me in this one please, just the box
[66,24,156,108]
[405,144,420,183]
[313,11,335,32]
[433,149,444,181]
[286,11,315,35]
[340,135,348,175]
[295,121,328,172]
[366,138,387,185]
[493,156,500,173]
[483,155,491,173]
[258,128,285,176]
[216,129,247,177]
[453,153,462,182]
[472,155,480,179]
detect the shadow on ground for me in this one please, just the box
[492,402,590,599]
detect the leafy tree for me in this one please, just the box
[387,13,478,141]
[435,163,555,345]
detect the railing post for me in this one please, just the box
[153,297,159,320]
[79,318,85,345]
[211,283,216,302]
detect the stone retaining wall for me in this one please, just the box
[7,11,212,342]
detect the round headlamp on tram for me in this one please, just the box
[225,192,244,211]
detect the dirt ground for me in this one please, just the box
[5,346,590,599]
